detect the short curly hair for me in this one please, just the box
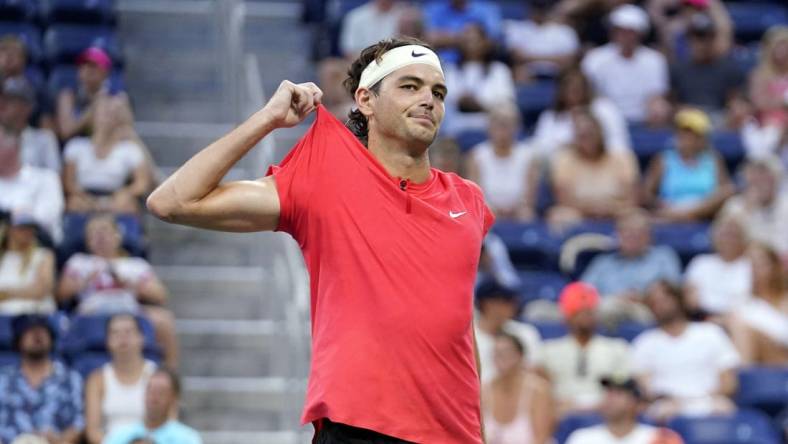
[343,37,436,146]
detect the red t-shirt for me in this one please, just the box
[268,106,494,443]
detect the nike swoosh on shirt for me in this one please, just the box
[449,211,467,219]
[411,50,426,57]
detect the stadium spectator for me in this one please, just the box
[548,109,639,229]
[565,376,685,444]
[0,36,26,82]
[728,244,788,365]
[339,0,405,59]
[642,108,734,222]
[537,283,630,416]
[749,26,788,126]
[0,127,63,244]
[56,214,178,368]
[581,4,670,125]
[63,95,150,215]
[0,315,84,443]
[504,0,579,81]
[317,58,354,121]
[466,103,540,221]
[684,215,751,318]
[720,158,788,262]
[85,314,157,444]
[478,234,522,290]
[397,5,425,41]
[56,47,112,140]
[428,137,462,174]
[0,77,60,172]
[474,280,541,384]
[532,67,631,157]
[632,280,739,421]
[482,332,554,444]
[647,0,732,62]
[669,12,744,126]
[553,0,624,47]
[581,209,681,326]
[0,213,56,315]
[424,0,502,64]
[443,23,515,136]
[104,368,202,444]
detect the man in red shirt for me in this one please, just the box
[147,37,493,443]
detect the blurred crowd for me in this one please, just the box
[315,0,788,443]
[0,2,199,442]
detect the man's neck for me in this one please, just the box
[572,331,594,347]
[617,44,637,59]
[367,137,431,183]
[607,418,637,438]
[21,358,53,387]
[661,317,688,337]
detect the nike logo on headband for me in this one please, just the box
[411,50,426,58]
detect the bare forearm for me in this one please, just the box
[147,110,276,219]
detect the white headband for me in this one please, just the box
[357,45,443,91]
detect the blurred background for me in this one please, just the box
[0,0,786,443]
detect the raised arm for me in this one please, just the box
[146,81,322,232]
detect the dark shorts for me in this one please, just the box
[313,418,415,444]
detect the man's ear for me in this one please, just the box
[355,87,374,118]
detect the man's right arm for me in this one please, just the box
[146,81,322,232]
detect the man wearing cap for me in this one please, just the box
[0,77,60,172]
[669,12,744,124]
[56,46,113,140]
[0,315,84,444]
[473,280,541,384]
[643,107,734,222]
[581,4,670,124]
[148,37,493,443]
[537,282,630,417]
[0,126,63,244]
[565,376,684,444]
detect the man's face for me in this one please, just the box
[145,373,175,421]
[689,33,716,62]
[601,388,638,422]
[480,297,518,324]
[364,63,446,152]
[19,325,52,360]
[0,96,32,129]
[612,27,641,51]
[617,216,651,257]
[0,46,25,76]
[712,219,745,259]
[645,282,680,323]
[568,308,597,334]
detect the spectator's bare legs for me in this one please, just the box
[143,306,179,369]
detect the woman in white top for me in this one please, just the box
[684,215,751,317]
[0,214,56,314]
[85,313,157,444]
[483,333,554,444]
[443,23,516,136]
[63,95,150,215]
[532,67,630,157]
[466,103,540,221]
[729,243,788,365]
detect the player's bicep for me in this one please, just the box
[175,176,281,232]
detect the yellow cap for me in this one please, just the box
[675,108,711,135]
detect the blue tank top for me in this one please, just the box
[659,148,717,207]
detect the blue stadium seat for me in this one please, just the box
[69,350,110,378]
[43,24,121,66]
[497,0,527,21]
[47,63,125,98]
[668,409,781,444]
[58,213,145,267]
[736,367,788,418]
[518,270,569,303]
[455,128,487,153]
[602,322,653,342]
[0,351,19,368]
[554,412,604,444]
[726,2,788,43]
[0,21,44,64]
[0,315,12,350]
[492,221,562,270]
[0,0,38,22]
[628,124,672,171]
[530,320,568,341]
[534,173,554,216]
[516,81,556,127]
[59,314,159,362]
[711,130,746,174]
[651,222,711,266]
[40,0,116,25]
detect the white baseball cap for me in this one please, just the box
[609,4,650,33]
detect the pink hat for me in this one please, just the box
[683,0,710,8]
[77,47,111,71]
[558,282,600,319]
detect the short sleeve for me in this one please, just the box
[629,333,655,375]
[62,138,85,163]
[122,141,145,168]
[708,324,741,370]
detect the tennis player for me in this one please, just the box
[147,37,493,443]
